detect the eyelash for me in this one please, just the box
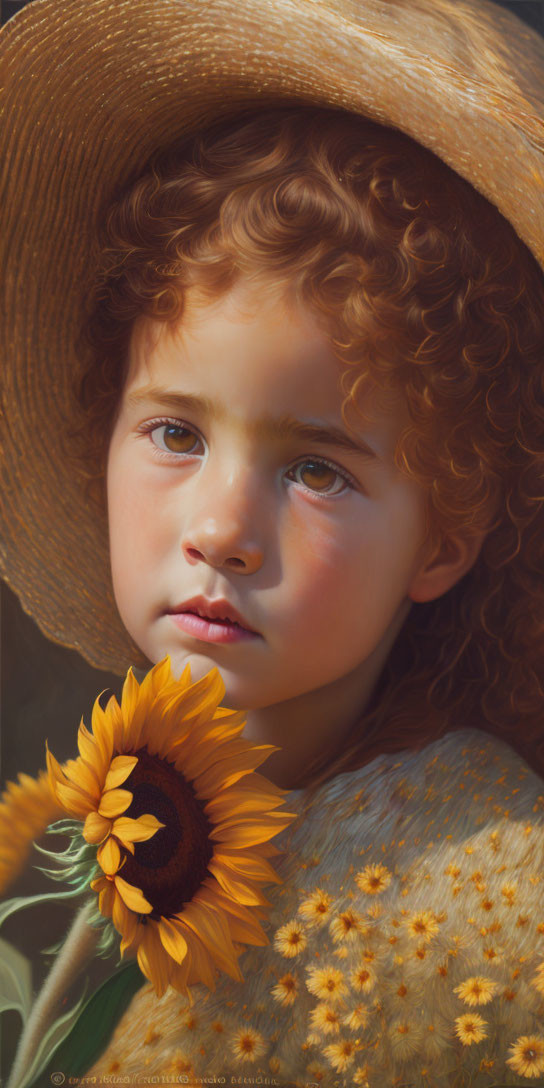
[136,417,357,497]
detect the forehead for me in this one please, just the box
[125,281,410,459]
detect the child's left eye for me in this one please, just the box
[286,458,353,495]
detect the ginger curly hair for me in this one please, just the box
[78,107,544,784]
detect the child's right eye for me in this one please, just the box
[141,420,203,456]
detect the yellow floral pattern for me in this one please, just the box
[89,729,544,1086]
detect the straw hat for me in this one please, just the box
[1,0,543,675]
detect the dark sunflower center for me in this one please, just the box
[121,749,213,918]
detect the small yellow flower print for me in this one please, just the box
[454,1013,488,1045]
[323,1038,357,1072]
[506,1035,544,1078]
[501,882,517,905]
[405,910,440,942]
[298,888,333,926]
[270,972,298,1006]
[454,976,499,1006]
[355,863,392,895]
[343,1003,369,1030]
[231,1026,267,1063]
[274,920,307,958]
[329,908,366,942]
[350,962,377,994]
[309,1003,341,1035]
[306,965,348,1003]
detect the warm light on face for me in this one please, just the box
[106,281,430,711]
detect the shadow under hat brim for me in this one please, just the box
[1,0,543,674]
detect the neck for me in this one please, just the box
[241,600,411,790]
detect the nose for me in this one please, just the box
[181,465,266,575]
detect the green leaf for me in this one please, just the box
[0,937,32,1022]
[0,888,83,929]
[16,988,88,1088]
[29,961,145,1087]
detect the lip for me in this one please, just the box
[167,595,260,644]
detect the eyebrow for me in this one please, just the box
[125,388,380,461]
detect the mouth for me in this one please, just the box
[167,596,261,643]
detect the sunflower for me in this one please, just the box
[46,657,295,998]
[506,1035,544,1078]
[0,769,63,893]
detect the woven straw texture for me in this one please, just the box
[1,0,543,673]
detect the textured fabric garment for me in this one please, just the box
[89,728,544,1086]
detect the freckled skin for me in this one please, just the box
[106,281,468,786]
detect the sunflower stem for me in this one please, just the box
[7,901,99,1088]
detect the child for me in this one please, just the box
[1,1,544,1086]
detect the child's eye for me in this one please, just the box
[286,458,353,496]
[141,421,203,456]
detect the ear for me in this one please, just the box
[408,531,486,604]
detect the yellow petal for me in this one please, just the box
[209,811,296,847]
[112,887,140,950]
[103,755,138,792]
[120,668,141,744]
[46,747,92,817]
[207,858,271,906]
[83,811,112,845]
[137,923,171,997]
[212,848,283,884]
[76,718,109,784]
[191,743,278,796]
[112,814,164,848]
[62,756,101,803]
[97,836,122,876]
[90,695,115,761]
[158,918,189,965]
[114,874,153,914]
[98,788,133,818]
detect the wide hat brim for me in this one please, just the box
[1,0,543,675]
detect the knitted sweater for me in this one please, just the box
[89,728,544,1087]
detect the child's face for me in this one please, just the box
[107,280,430,710]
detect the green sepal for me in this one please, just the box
[0,888,84,929]
[14,986,88,1088]
[28,961,145,1087]
[0,937,32,1023]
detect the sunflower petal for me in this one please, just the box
[207,857,272,906]
[191,743,278,796]
[90,695,115,767]
[77,719,107,782]
[158,918,189,965]
[112,886,140,949]
[112,814,164,847]
[212,848,283,884]
[114,874,153,914]
[98,788,133,818]
[137,922,171,997]
[46,747,94,817]
[103,755,138,792]
[97,836,122,876]
[83,811,112,845]
[209,811,297,847]
[120,668,141,743]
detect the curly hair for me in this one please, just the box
[77,107,544,784]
